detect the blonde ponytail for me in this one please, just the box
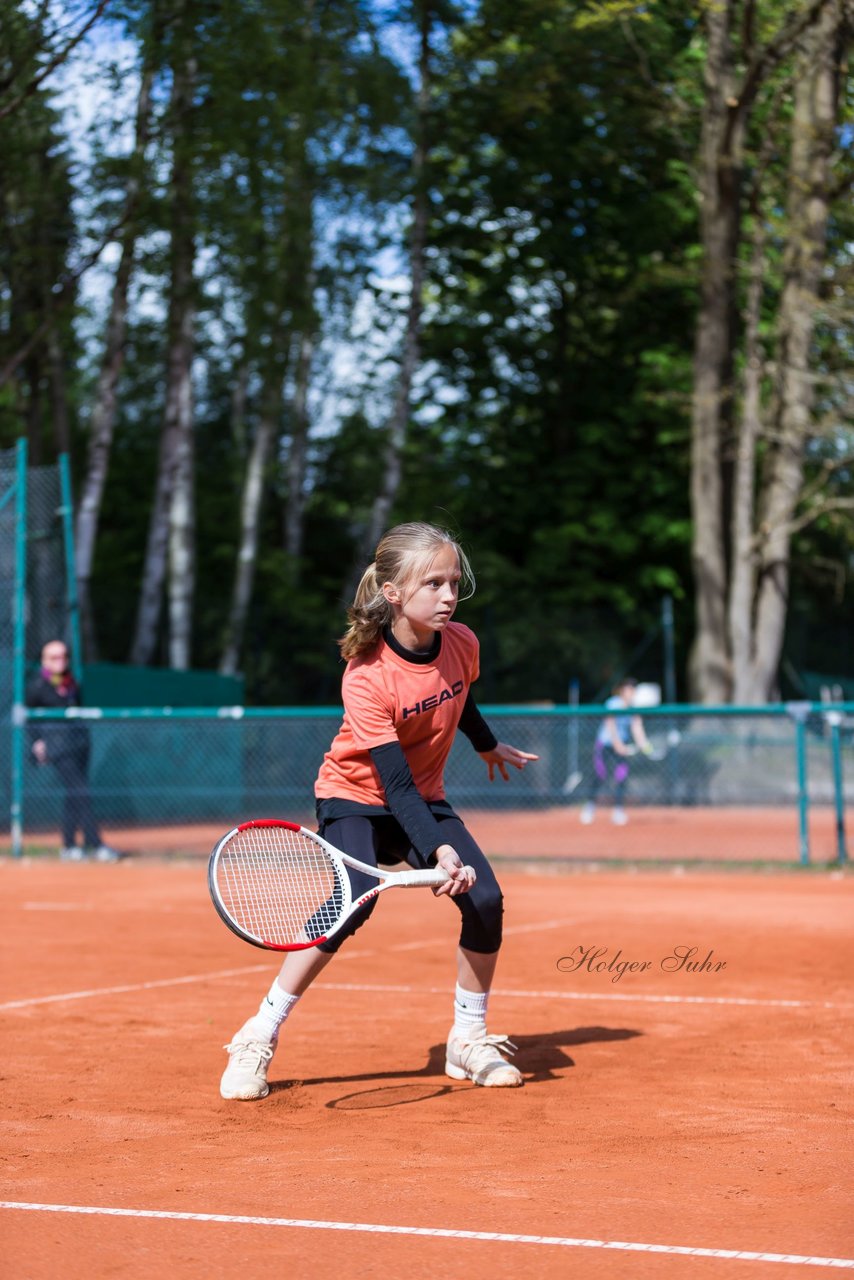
[339,562,393,661]
[338,522,475,661]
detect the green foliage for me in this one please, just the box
[3,0,851,703]
[0,2,79,456]
[395,0,699,696]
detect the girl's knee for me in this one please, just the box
[317,891,379,954]
[458,883,504,953]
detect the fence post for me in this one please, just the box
[786,703,811,866]
[826,712,848,864]
[58,453,82,681]
[11,437,28,858]
[566,679,580,794]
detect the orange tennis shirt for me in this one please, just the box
[315,622,479,806]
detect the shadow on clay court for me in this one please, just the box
[267,1026,642,1104]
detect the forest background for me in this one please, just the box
[1,0,852,707]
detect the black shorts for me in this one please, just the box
[316,812,504,956]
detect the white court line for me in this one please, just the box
[316,982,850,1010]
[0,916,577,1010]
[22,902,95,911]
[0,1203,851,1268]
[21,903,208,913]
[0,965,271,1011]
[1,912,847,1014]
[0,969,847,1013]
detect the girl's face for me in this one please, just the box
[384,544,462,649]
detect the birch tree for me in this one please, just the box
[130,18,196,667]
[358,0,433,568]
[75,25,158,659]
[216,0,316,676]
[285,329,315,567]
[217,0,402,675]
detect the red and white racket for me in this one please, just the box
[208,819,449,952]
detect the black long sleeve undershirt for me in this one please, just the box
[369,740,445,859]
[457,691,498,753]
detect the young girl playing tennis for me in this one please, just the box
[220,521,538,1100]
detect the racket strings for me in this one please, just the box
[216,826,346,947]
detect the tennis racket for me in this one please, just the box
[208,819,450,952]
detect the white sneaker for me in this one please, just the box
[220,1017,277,1100]
[92,844,121,862]
[611,808,628,826]
[445,1030,522,1087]
[60,846,86,861]
[580,803,595,825]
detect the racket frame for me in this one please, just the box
[208,818,449,952]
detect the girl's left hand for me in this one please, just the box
[478,742,539,782]
[433,845,476,897]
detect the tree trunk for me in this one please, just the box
[358,1,431,571]
[688,0,836,703]
[129,409,178,664]
[129,44,196,667]
[166,334,195,669]
[218,0,320,672]
[165,50,197,671]
[747,0,842,701]
[229,359,250,453]
[689,0,741,703]
[728,220,764,704]
[46,324,70,456]
[728,98,782,704]
[75,60,154,661]
[25,356,43,465]
[219,376,280,677]
[285,329,314,569]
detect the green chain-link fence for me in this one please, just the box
[1,441,76,848]
[13,702,851,865]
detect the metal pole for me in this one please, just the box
[562,678,583,796]
[827,713,848,864]
[58,453,82,681]
[11,438,28,858]
[661,596,679,803]
[569,677,579,775]
[794,715,810,866]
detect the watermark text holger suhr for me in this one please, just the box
[557,945,727,984]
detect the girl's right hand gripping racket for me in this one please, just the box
[208,819,450,951]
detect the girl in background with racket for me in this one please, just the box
[220,522,538,1100]
[580,676,653,826]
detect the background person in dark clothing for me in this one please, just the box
[27,640,120,862]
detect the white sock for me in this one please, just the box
[254,981,300,1041]
[453,983,489,1040]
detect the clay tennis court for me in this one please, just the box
[7,802,843,864]
[2,823,852,1280]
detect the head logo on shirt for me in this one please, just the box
[402,680,464,720]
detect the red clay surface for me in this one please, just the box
[1,855,852,1278]
[5,803,845,864]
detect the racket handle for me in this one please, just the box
[393,868,450,888]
